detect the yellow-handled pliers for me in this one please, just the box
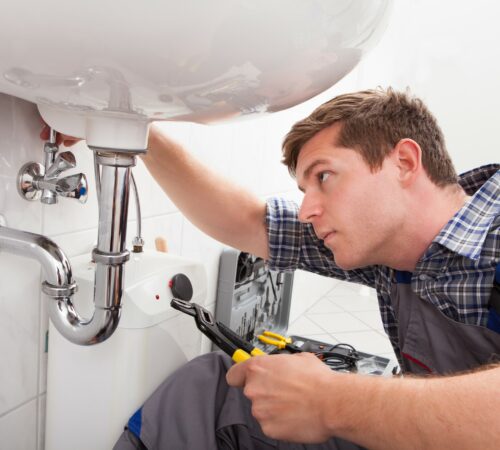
[171,298,265,363]
[217,321,266,358]
[257,331,304,353]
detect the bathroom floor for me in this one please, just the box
[288,280,398,363]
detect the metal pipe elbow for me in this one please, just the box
[0,226,123,345]
[48,254,127,345]
[0,226,74,287]
[48,298,121,345]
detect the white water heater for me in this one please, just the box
[45,250,207,450]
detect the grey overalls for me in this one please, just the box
[114,265,500,450]
[392,268,500,375]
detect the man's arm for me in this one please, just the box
[329,362,500,449]
[227,353,500,449]
[142,124,269,258]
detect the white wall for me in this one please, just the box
[0,1,499,448]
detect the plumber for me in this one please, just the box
[44,87,500,450]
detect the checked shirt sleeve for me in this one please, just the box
[265,197,376,287]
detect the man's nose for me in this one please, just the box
[298,193,322,223]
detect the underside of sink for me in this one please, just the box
[0,0,391,146]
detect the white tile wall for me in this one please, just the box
[0,254,41,414]
[0,398,38,450]
[181,220,225,307]
[0,97,46,449]
[289,270,341,322]
[1,1,500,448]
[290,280,397,361]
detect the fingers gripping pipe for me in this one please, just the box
[0,149,140,345]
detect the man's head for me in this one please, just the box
[282,88,462,270]
[283,87,457,186]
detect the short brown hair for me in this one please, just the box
[282,88,457,187]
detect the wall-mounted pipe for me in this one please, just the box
[0,226,75,290]
[0,148,142,345]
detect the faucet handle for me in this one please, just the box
[45,151,76,178]
[56,173,88,204]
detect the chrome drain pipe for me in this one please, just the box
[0,227,76,295]
[47,149,138,345]
[1,148,141,345]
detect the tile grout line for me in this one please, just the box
[37,203,46,449]
[36,262,44,448]
[306,309,374,334]
[295,313,342,336]
[0,395,38,420]
[347,311,386,332]
[47,211,184,239]
[301,296,395,356]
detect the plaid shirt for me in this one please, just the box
[266,164,500,356]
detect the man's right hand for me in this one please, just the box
[226,352,336,443]
[40,124,81,147]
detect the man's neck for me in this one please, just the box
[388,184,470,272]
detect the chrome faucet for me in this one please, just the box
[17,129,88,204]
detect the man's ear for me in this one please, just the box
[391,139,422,186]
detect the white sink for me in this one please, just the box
[0,0,391,148]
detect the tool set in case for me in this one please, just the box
[213,248,398,376]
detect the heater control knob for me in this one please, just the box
[169,273,193,301]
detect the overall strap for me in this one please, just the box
[486,262,500,333]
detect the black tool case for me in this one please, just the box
[215,248,398,376]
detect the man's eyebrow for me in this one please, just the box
[297,159,330,192]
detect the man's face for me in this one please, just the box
[296,123,405,270]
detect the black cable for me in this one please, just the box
[328,343,358,354]
[315,343,360,371]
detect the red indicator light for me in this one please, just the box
[155,295,160,300]
[168,279,173,288]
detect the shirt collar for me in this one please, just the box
[432,164,500,260]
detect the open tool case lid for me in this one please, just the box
[215,248,293,348]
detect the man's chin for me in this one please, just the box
[332,254,368,271]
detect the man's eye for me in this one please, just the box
[318,172,331,183]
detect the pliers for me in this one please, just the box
[170,298,265,363]
[257,331,304,353]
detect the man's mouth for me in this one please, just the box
[320,230,336,241]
